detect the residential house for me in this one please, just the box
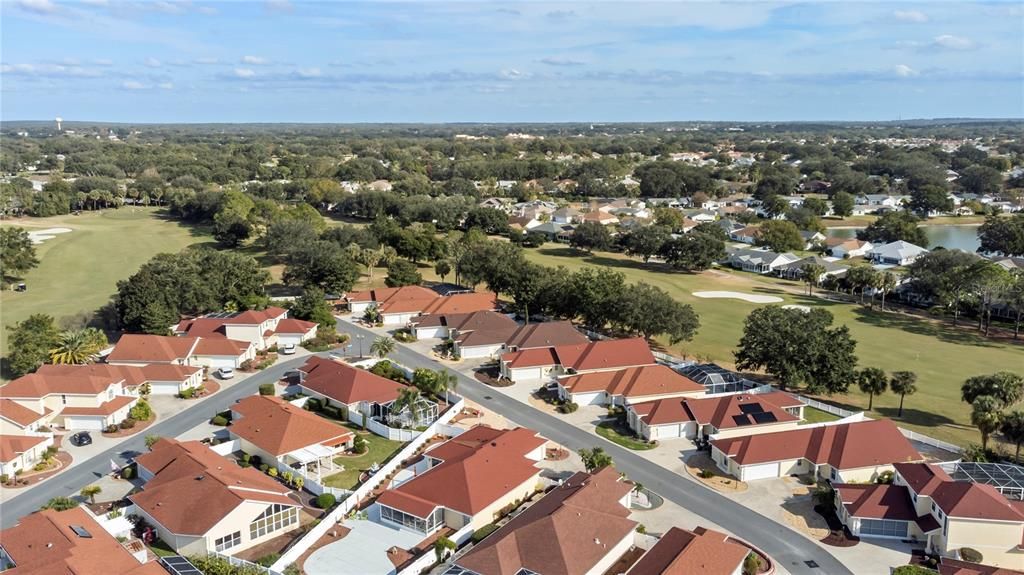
[580,211,619,226]
[727,249,801,274]
[0,398,51,435]
[557,365,705,407]
[711,419,923,482]
[716,219,746,235]
[835,463,1024,569]
[626,526,751,575]
[826,238,873,259]
[411,313,588,360]
[130,439,301,557]
[374,426,547,537]
[228,395,354,480]
[367,180,393,192]
[869,240,929,266]
[0,507,165,575]
[174,307,297,351]
[729,225,760,245]
[507,215,543,233]
[446,467,637,575]
[627,391,804,442]
[0,371,139,431]
[677,363,755,395]
[551,206,583,224]
[37,363,203,397]
[939,557,1024,575]
[499,337,656,383]
[775,256,849,281]
[0,434,54,476]
[107,334,256,370]
[800,230,827,249]
[532,221,577,242]
[478,198,513,212]
[502,321,590,352]
[345,286,498,326]
[687,210,717,223]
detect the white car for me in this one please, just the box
[281,343,297,355]
[217,367,235,380]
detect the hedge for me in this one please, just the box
[316,493,336,509]
[472,523,499,543]
[258,384,275,396]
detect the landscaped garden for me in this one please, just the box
[595,421,657,451]
[322,424,405,490]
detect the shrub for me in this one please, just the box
[322,405,342,420]
[316,493,336,509]
[258,383,275,396]
[129,400,152,421]
[893,567,940,575]
[256,554,281,567]
[742,552,763,575]
[178,388,195,399]
[267,467,278,478]
[249,455,262,468]
[121,466,135,479]
[106,424,119,433]
[145,435,161,448]
[558,401,579,414]
[240,359,254,371]
[960,548,983,563]
[472,523,499,543]
[34,463,46,471]
[698,469,715,479]
[394,330,416,343]
[268,344,279,353]
[305,398,322,412]
[42,496,78,511]
[211,415,228,426]
[0,474,8,485]
[259,464,270,472]
[353,435,368,455]
[119,418,137,430]
[876,470,894,485]
[238,460,251,468]
[636,524,647,534]
[241,453,251,463]
[256,358,275,370]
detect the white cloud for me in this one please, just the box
[894,64,918,77]
[93,58,114,66]
[17,0,57,14]
[242,55,268,65]
[500,68,527,80]
[296,67,321,78]
[194,57,219,65]
[234,68,256,78]
[121,80,147,90]
[539,56,586,67]
[144,57,162,68]
[158,82,174,90]
[893,10,928,23]
[932,34,975,50]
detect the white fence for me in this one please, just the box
[210,439,240,456]
[210,551,281,575]
[794,395,859,418]
[360,413,422,442]
[395,523,475,575]
[270,394,467,573]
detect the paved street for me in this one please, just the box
[338,318,851,575]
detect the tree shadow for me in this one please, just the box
[850,307,1000,348]
[874,407,959,429]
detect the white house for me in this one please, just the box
[868,240,929,266]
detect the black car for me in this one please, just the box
[71,431,93,447]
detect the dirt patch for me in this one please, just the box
[102,414,157,438]
[545,447,569,461]
[202,380,221,394]
[3,451,73,488]
[527,393,561,415]
[781,494,830,539]
[474,366,513,387]
[683,452,748,493]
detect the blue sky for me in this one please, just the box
[2,1,1022,122]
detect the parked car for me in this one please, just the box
[71,431,92,447]
[281,343,297,355]
[217,367,235,380]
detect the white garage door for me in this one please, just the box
[149,382,182,396]
[206,356,238,369]
[414,327,447,339]
[572,392,604,406]
[66,417,104,431]
[511,367,543,381]
[742,462,781,481]
[460,345,502,359]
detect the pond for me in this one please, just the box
[826,224,980,252]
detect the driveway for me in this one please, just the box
[334,317,853,575]
[304,507,424,575]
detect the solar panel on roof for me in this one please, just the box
[752,412,779,424]
[732,414,752,426]
[739,403,764,415]
[160,556,204,575]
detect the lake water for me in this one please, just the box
[827,224,980,252]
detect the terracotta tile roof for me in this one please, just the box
[0,434,48,463]
[505,321,589,350]
[37,363,199,388]
[501,337,655,371]
[712,419,923,470]
[630,397,694,426]
[931,481,1024,522]
[421,292,499,316]
[131,439,295,536]
[274,318,318,334]
[0,508,166,575]
[193,337,251,356]
[895,462,953,496]
[297,356,408,405]
[173,317,229,338]
[107,334,199,363]
[222,306,287,325]
[559,365,704,400]
[835,484,920,521]
[345,286,440,314]
[679,391,801,430]
[939,557,1024,575]
[414,310,518,346]
[0,399,49,427]
[229,395,353,456]
[376,426,545,518]
[626,526,751,575]
[1,373,120,399]
[61,394,136,416]
[454,467,636,575]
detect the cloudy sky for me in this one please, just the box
[2,0,1021,123]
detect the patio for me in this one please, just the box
[303,506,426,575]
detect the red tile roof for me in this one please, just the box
[297,356,408,405]
[931,481,1024,522]
[107,334,199,363]
[835,484,920,521]
[194,337,251,356]
[505,321,589,350]
[222,306,287,325]
[420,292,498,316]
[346,285,439,313]
[61,394,136,416]
[274,318,318,334]
[376,426,545,518]
[712,419,923,470]
[173,317,229,338]
[502,337,655,371]
[0,434,48,463]
[455,467,637,575]
[626,526,751,575]
[560,365,704,400]
[230,395,353,456]
[131,439,295,536]
[0,508,166,575]
[679,391,800,430]
[0,399,50,427]
[37,363,199,387]
[1,373,120,399]
[939,558,1024,575]
[895,462,953,496]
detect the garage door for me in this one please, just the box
[206,357,238,369]
[415,327,447,339]
[572,392,604,406]
[511,367,543,381]
[742,462,781,481]
[66,417,104,431]
[149,382,182,396]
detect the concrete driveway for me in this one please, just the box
[304,507,424,575]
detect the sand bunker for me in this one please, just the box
[783,304,811,312]
[692,291,783,304]
[27,227,72,244]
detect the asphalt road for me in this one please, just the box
[340,320,851,575]
[0,355,313,530]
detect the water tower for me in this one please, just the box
[55,117,63,131]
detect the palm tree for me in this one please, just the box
[392,387,421,415]
[358,247,383,282]
[971,395,1003,451]
[49,328,107,365]
[857,367,888,410]
[799,263,826,296]
[1001,411,1024,463]
[370,336,395,359]
[889,371,918,417]
[877,271,897,311]
[431,369,458,399]
[80,485,102,504]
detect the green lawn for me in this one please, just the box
[800,406,843,425]
[596,421,657,450]
[0,208,210,357]
[323,425,405,489]
[523,246,1024,448]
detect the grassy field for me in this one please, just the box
[324,425,405,489]
[523,247,1024,448]
[0,209,210,356]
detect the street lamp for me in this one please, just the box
[356,334,365,359]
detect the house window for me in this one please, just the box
[943,517,948,538]
[61,395,67,405]
[830,468,838,480]
[214,531,241,552]
[379,505,442,534]
[249,504,298,540]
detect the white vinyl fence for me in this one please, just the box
[209,551,281,575]
[395,523,475,575]
[270,394,466,573]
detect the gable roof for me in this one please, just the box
[559,365,704,400]
[454,467,636,575]
[895,462,954,495]
[0,434,49,463]
[931,481,1024,522]
[107,334,199,363]
[0,399,50,427]
[131,439,295,536]
[222,306,287,325]
[626,526,751,575]
[344,285,438,308]
[835,483,921,522]
[0,508,166,575]
[939,557,1024,575]
[678,391,801,430]
[376,426,545,518]
[193,337,252,356]
[501,337,655,372]
[505,321,589,350]
[712,419,923,470]
[442,311,520,347]
[274,318,318,334]
[37,363,199,387]
[229,395,353,456]
[297,356,407,405]
[870,240,928,259]
[420,292,499,316]
[1,372,121,399]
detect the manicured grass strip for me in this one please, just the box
[596,421,657,451]
[800,406,843,425]
[323,424,405,489]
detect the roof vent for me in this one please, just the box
[594,538,601,545]
[195,475,205,480]
[46,542,53,548]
